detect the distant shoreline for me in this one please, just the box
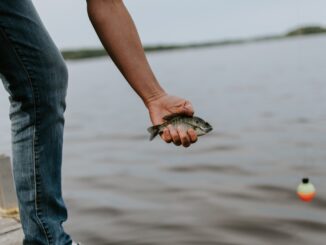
[61,25,326,60]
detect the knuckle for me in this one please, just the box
[181,135,188,141]
[174,141,181,146]
[172,134,179,141]
[174,137,181,143]
[183,140,190,146]
[164,132,171,139]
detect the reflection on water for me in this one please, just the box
[1,35,326,244]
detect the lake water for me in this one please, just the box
[1,35,326,245]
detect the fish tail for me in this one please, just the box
[147,125,161,141]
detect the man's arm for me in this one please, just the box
[86,0,197,147]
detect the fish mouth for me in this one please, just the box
[206,127,213,133]
[203,126,213,133]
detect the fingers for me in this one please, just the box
[177,126,191,147]
[167,125,181,146]
[187,128,198,143]
[159,127,196,146]
[183,100,194,116]
[168,100,194,118]
[174,100,194,117]
[160,128,172,143]
[165,125,198,147]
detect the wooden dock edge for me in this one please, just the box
[0,218,23,245]
[0,155,23,244]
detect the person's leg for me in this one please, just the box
[0,1,72,244]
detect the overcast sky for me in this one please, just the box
[32,0,326,50]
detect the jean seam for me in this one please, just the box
[0,26,52,245]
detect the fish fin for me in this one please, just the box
[163,113,186,121]
[147,125,161,141]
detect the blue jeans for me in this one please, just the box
[0,1,72,244]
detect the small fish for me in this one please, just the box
[147,114,213,141]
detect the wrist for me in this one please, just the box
[143,90,167,108]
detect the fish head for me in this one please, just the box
[191,116,213,134]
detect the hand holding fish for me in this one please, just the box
[146,94,211,147]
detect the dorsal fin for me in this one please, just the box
[163,113,189,121]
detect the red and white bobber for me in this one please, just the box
[297,178,316,202]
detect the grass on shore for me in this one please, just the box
[61,25,326,60]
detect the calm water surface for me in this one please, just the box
[1,35,326,245]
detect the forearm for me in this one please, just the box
[87,0,166,106]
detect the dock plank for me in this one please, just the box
[0,218,23,245]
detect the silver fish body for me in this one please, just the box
[147,115,213,141]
